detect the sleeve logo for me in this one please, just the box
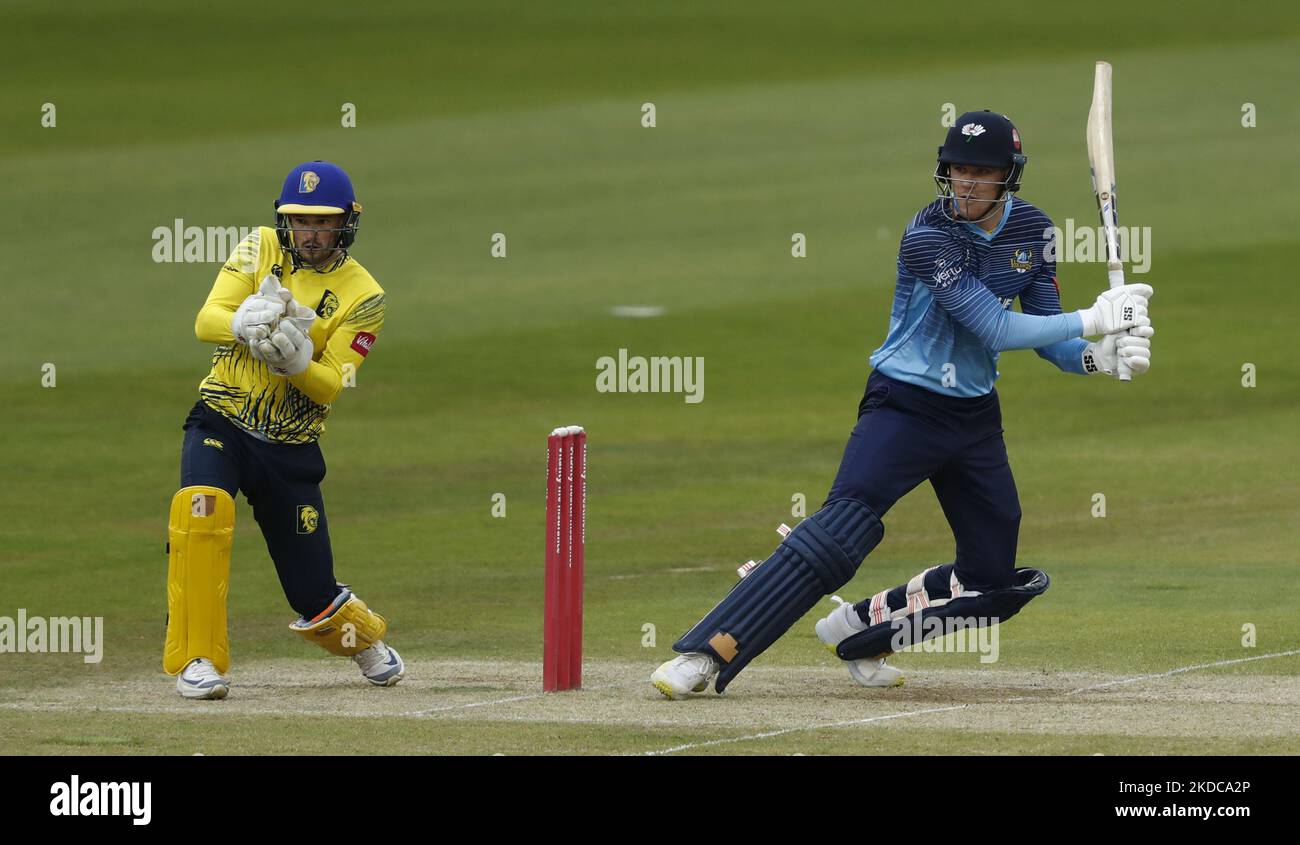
[351,332,376,356]
[933,256,962,288]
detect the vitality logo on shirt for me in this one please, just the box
[1009,248,1033,273]
[351,332,376,356]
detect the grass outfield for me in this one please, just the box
[1,3,1297,754]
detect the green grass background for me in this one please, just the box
[1,1,1297,752]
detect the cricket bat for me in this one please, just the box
[1086,60,1133,381]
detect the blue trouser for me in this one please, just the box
[826,370,1021,595]
[179,400,338,618]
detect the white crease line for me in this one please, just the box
[643,705,970,756]
[400,693,545,716]
[0,679,642,721]
[1062,649,1300,697]
[0,702,393,718]
[0,698,545,719]
[400,678,647,716]
[643,648,1300,756]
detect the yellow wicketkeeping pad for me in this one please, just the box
[163,486,234,675]
[290,592,387,656]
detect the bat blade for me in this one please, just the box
[1086,60,1132,380]
[1087,60,1122,274]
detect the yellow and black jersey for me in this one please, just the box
[194,226,385,444]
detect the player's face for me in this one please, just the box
[948,164,1007,221]
[288,214,344,268]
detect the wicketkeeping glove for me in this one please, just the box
[1083,321,1154,377]
[231,275,288,344]
[265,318,315,377]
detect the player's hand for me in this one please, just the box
[247,330,281,366]
[282,297,318,334]
[1084,321,1154,377]
[265,319,314,377]
[271,287,319,332]
[1076,283,1153,337]
[231,275,287,344]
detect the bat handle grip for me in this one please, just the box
[1107,266,1133,382]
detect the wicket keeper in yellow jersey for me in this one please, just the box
[164,161,404,699]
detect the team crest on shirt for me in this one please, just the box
[299,171,320,193]
[316,290,339,318]
[297,505,319,534]
[1010,248,1033,273]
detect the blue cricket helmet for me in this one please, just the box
[936,110,1026,191]
[273,160,362,271]
[933,110,1027,223]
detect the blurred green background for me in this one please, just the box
[1,1,1297,751]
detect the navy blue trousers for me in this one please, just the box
[179,401,338,619]
[825,370,1021,594]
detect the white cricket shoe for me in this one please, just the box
[847,656,905,688]
[815,597,867,653]
[353,641,405,686]
[176,658,230,700]
[815,598,905,688]
[651,652,719,699]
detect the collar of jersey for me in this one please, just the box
[294,254,351,275]
[963,196,1013,241]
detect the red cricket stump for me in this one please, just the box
[544,425,586,691]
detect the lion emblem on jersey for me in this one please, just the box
[297,505,319,534]
[1010,248,1033,273]
[316,290,339,319]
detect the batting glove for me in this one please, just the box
[1076,283,1153,337]
[1083,320,1154,377]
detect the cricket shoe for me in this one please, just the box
[353,641,405,686]
[847,656,905,688]
[651,652,718,699]
[814,596,868,654]
[815,598,904,688]
[176,658,230,700]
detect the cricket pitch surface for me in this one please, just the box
[3,655,1297,756]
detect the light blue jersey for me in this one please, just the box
[870,198,1089,397]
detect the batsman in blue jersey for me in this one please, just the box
[653,111,1156,697]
